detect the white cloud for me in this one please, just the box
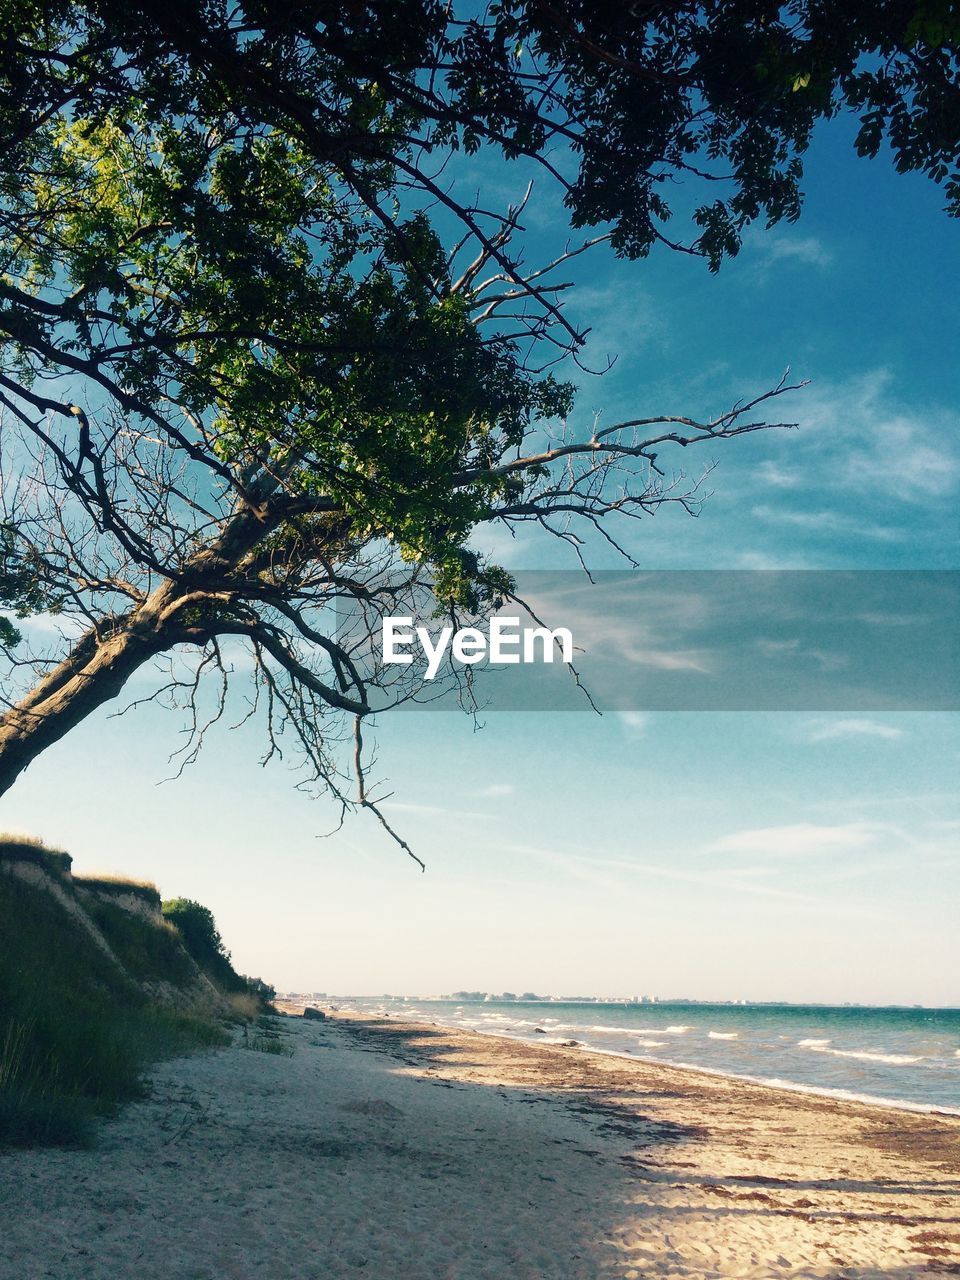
[754,460,803,489]
[617,711,650,737]
[750,503,900,542]
[519,580,718,674]
[804,718,905,743]
[799,371,960,501]
[755,637,849,671]
[755,233,833,269]
[735,549,814,569]
[381,799,493,822]
[708,822,877,857]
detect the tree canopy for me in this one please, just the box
[162,897,248,992]
[0,2,957,858]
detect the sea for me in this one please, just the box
[332,997,960,1115]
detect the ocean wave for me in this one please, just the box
[477,1014,540,1028]
[797,1038,831,1048]
[758,1077,957,1116]
[707,1031,739,1040]
[807,1046,922,1066]
[589,1023,681,1036]
[665,1025,694,1034]
[568,1047,960,1117]
[636,1039,667,1048]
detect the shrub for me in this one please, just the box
[225,992,261,1023]
[161,898,246,992]
[246,1031,294,1057]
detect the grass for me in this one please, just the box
[0,833,72,876]
[243,1026,294,1057]
[74,875,162,908]
[225,991,262,1023]
[84,896,197,986]
[0,866,228,1148]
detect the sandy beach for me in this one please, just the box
[2,1010,958,1279]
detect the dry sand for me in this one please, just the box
[1,1010,958,1279]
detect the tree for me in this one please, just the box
[0,3,957,861]
[162,897,244,991]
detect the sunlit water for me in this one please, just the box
[333,998,960,1114]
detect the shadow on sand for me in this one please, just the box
[330,1015,960,1279]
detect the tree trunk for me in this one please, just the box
[0,502,274,799]
[0,607,172,798]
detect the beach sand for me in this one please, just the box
[2,1010,958,1279]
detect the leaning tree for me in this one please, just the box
[0,2,957,860]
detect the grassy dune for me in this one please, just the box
[0,837,265,1148]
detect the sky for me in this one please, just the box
[2,114,958,1005]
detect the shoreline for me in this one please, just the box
[453,1031,960,1119]
[305,1003,960,1120]
[3,1009,959,1278]
[467,1028,960,1119]
[324,1007,960,1121]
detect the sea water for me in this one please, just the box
[335,998,960,1114]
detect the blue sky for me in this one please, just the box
[2,116,957,1004]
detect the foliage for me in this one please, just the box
[242,975,278,1003]
[0,522,57,647]
[0,4,956,848]
[162,897,247,993]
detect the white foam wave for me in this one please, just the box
[707,1031,739,1041]
[589,1023,688,1037]
[808,1046,922,1066]
[758,1077,957,1116]
[636,1039,667,1048]
[797,1038,831,1048]
[665,1025,694,1034]
[563,1046,960,1118]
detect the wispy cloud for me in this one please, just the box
[754,233,833,269]
[708,822,877,857]
[799,371,960,501]
[503,841,876,911]
[754,637,849,672]
[804,718,905,743]
[735,549,814,569]
[381,800,492,821]
[753,460,803,489]
[520,581,717,675]
[617,711,650,737]
[473,783,516,799]
[750,503,900,542]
